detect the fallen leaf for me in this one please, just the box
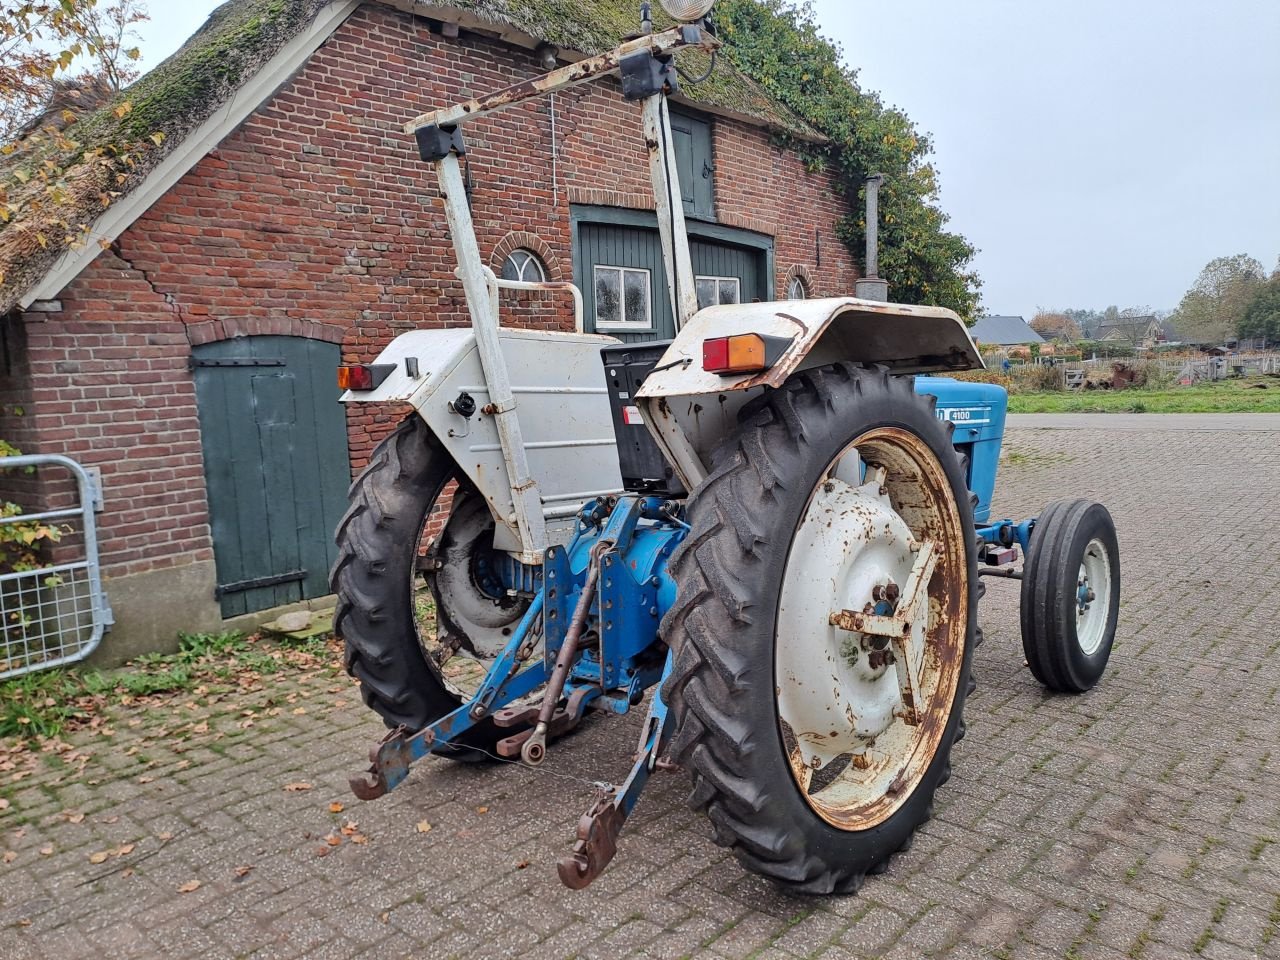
[65,811,85,824]
[292,707,307,716]
[379,910,390,923]
[137,776,154,784]
[284,782,312,792]
[0,798,8,810]
[315,846,331,858]
[114,843,135,857]
[351,833,369,845]
[16,917,30,927]
[476,806,489,815]
[157,831,174,842]
[88,851,109,864]
[324,833,342,847]
[38,844,53,856]
[2,850,15,863]
[340,820,359,837]
[101,816,119,824]
[234,865,253,878]
[328,802,344,814]
[415,820,432,834]
[177,880,201,894]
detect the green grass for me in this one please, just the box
[0,630,337,740]
[1008,378,1280,414]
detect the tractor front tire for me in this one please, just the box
[663,364,978,894]
[1020,499,1120,693]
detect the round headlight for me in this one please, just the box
[659,0,715,22]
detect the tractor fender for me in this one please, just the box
[634,297,983,489]
[340,327,625,556]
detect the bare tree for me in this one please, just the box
[1030,310,1081,341]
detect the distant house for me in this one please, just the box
[1096,315,1165,349]
[969,315,1045,346]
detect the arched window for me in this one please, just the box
[501,248,547,283]
[788,275,808,300]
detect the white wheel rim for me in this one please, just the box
[1075,537,1111,656]
[775,427,968,831]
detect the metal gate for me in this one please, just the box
[0,454,112,679]
[191,336,350,618]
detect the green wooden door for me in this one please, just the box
[669,111,714,219]
[578,220,767,342]
[191,336,349,617]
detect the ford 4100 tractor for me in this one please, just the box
[331,0,1119,894]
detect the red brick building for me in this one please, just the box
[0,0,859,660]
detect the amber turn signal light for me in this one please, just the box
[702,333,793,375]
[337,363,395,391]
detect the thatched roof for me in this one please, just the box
[0,0,816,316]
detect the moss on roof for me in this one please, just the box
[0,0,815,314]
[0,0,334,314]
[437,0,818,138]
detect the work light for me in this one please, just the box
[659,0,715,22]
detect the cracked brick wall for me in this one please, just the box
[0,2,857,584]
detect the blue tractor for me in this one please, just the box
[332,2,1120,894]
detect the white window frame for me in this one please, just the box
[593,265,653,331]
[502,248,547,283]
[696,274,742,309]
[788,275,808,300]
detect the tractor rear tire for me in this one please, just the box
[1020,499,1119,693]
[663,364,978,894]
[330,415,509,761]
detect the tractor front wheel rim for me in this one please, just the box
[1075,537,1112,656]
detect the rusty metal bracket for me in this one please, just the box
[405,25,719,134]
[349,726,414,801]
[557,787,626,889]
[495,687,597,758]
[830,539,938,726]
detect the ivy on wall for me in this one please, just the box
[714,0,981,318]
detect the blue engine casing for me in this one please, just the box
[914,377,1009,523]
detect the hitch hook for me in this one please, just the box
[557,788,626,889]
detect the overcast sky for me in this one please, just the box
[134,0,1280,319]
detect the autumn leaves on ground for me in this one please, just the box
[0,628,373,899]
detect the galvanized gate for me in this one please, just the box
[0,454,111,679]
[191,336,349,618]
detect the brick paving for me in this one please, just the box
[2,414,1279,960]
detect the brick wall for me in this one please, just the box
[2,2,857,584]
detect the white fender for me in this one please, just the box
[341,327,625,556]
[634,297,983,489]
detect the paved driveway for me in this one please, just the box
[2,415,1278,959]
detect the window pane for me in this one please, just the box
[696,277,716,309]
[789,277,806,300]
[522,253,546,282]
[595,268,622,326]
[718,279,740,305]
[624,270,649,326]
[502,249,547,282]
[501,251,527,282]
